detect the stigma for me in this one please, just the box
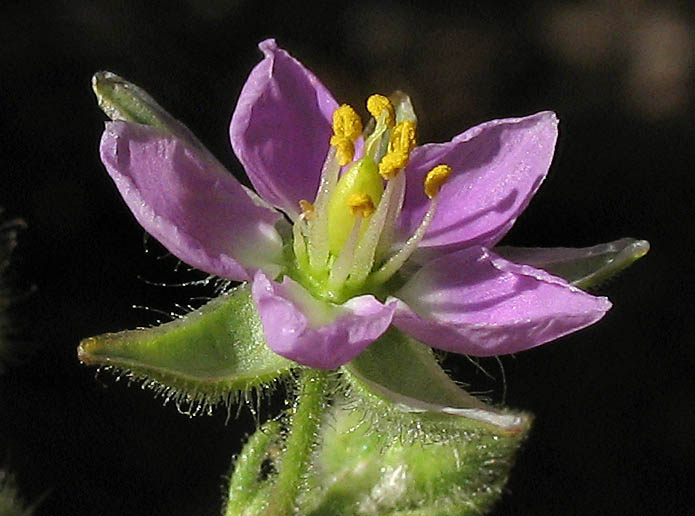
[290,92,452,302]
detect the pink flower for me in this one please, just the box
[98,39,610,369]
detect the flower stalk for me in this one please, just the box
[266,369,328,516]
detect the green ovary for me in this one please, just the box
[326,157,383,255]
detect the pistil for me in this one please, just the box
[328,193,375,290]
[306,106,362,272]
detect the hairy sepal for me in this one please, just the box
[344,328,526,434]
[77,284,293,415]
[497,237,649,290]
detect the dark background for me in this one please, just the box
[1,1,693,515]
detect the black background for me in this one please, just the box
[1,1,693,515]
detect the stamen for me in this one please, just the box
[374,170,406,261]
[347,192,376,218]
[298,199,314,220]
[292,214,310,271]
[330,104,362,166]
[377,120,417,179]
[371,164,452,285]
[330,137,354,167]
[389,120,417,155]
[364,95,395,161]
[378,150,408,179]
[367,94,395,128]
[424,164,452,199]
[364,112,389,161]
[346,178,398,288]
[307,147,340,271]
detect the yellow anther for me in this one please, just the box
[298,199,315,220]
[377,121,416,179]
[347,192,376,218]
[330,135,355,166]
[424,164,452,199]
[367,94,395,127]
[389,120,417,156]
[331,104,362,166]
[378,151,409,180]
[332,104,362,142]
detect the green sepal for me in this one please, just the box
[496,237,650,290]
[77,284,293,414]
[344,327,526,433]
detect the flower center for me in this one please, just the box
[290,93,451,303]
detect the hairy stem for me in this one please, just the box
[267,368,328,516]
[225,421,281,515]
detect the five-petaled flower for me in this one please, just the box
[98,39,611,369]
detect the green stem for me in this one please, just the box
[225,421,281,515]
[267,368,328,516]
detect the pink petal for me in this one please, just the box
[251,271,395,369]
[230,39,339,218]
[390,246,611,356]
[397,112,559,255]
[100,121,284,281]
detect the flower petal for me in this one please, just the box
[397,112,558,254]
[390,246,611,356]
[100,121,284,281]
[230,39,339,218]
[251,271,395,369]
